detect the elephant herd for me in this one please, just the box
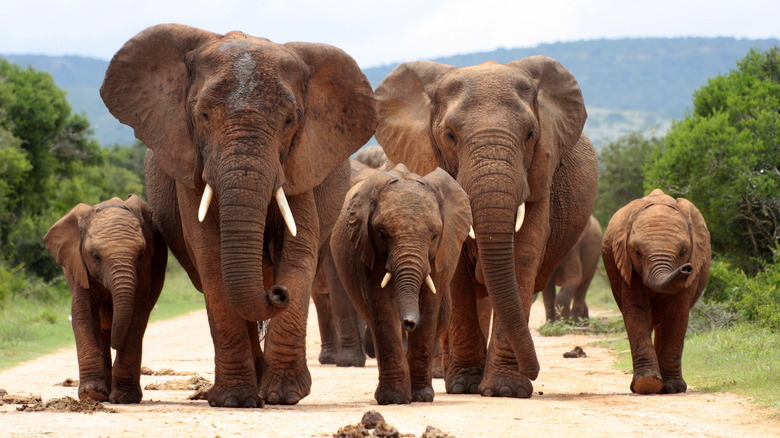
[42,23,711,407]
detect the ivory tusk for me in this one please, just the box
[515,202,526,232]
[381,272,392,288]
[275,187,297,237]
[198,184,213,223]
[425,275,437,294]
[469,226,476,239]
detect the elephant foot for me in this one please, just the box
[411,385,435,403]
[431,361,443,379]
[336,346,366,367]
[78,379,109,402]
[478,370,533,398]
[208,383,262,408]
[661,377,687,394]
[260,362,311,405]
[109,385,142,404]
[445,367,483,394]
[375,383,411,405]
[318,346,337,365]
[631,371,663,394]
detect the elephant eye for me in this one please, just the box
[432,233,438,241]
[526,129,535,142]
[679,248,687,257]
[634,249,641,257]
[92,252,102,264]
[378,229,388,240]
[138,250,145,260]
[285,113,295,126]
[444,128,457,144]
[201,111,208,120]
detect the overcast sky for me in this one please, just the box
[3,0,779,68]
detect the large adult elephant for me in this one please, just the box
[375,57,598,398]
[100,24,377,408]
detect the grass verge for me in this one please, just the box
[0,258,203,371]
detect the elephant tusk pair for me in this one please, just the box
[197,184,297,237]
[466,202,525,239]
[380,272,437,294]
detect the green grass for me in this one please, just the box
[0,259,203,371]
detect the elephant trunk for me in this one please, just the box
[465,140,539,380]
[108,263,137,350]
[391,245,427,332]
[218,154,289,322]
[646,263,693,294]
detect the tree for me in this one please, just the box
[594,132,662,225]
[645,47,780,271]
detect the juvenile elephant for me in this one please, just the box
[375,57,598,398]
[542,215,602,321]
[602,189,711,394]
[100,24,377,407]
[330,164,472,404]
[43,195,167,403]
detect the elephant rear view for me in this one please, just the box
[100,24,377,408]
[44,195,167,404]
[602,189,711,394]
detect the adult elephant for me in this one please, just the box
[375,57,598,398]
[542,215,603,322]
[100,24,377,407]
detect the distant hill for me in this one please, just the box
[3,37,778,147]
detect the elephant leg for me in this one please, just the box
[480,313,533,398]
[556,284,576,320]
[656,300,690,394]
[370,286,411,405]
[542,273,559,321]
[177,185,260,408]
[261,192,318,405]
[72,294,110,402]
[570,281,590,321]
[407,292,442,403]
[109,308,152,404]
[621,285,662,394]
[324,249,366,367]
[311,271,337,365]
[444,259,486,395]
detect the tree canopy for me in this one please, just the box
[644,47,780,271]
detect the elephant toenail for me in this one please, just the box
[285,392,301,404]
[267,392,281,404]
[243,398,257,408]
[451,383,464,394]
[224,397,239,407]
[482,389,494,397]
[469,383,480,393]
[499,386,512,397]
[209,400,218,407]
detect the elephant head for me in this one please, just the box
[44,195,155,350]
[100,24,377,321]
[345,164,471,330]
[609,189,711,294]
[375,57,586,378]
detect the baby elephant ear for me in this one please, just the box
[675,197,711,288]
[605,198,644,285]
[123,194,156,257]
[422,168,472,273]
[44,204,93,290]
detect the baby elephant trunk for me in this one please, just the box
[648,263,693,294]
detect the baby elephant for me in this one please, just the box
[44,195,167,403]
[602,189,710,394]
[331,164,472,404]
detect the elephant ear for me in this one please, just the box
[508,56,586,201]
[345,170,395,269]
[422,167,472,273]
[375,61,456,176]
[282,42,378,195]
[606,198,648,285]
[675,197,711,288]
[43,204,93,290]
[123,194,156,257]
[100,23,219,189]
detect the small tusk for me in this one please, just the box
[469,226,476,239]
[381,272,392,288]
[198,184,213,222]
[425,275,437,294]
[515,202,526,232]
[275,187,297,237]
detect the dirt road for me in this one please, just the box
[1,302,777,438]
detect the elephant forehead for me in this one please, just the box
[87,211,145,245]
[631,207,689,240]
[439,63,534,100]
[374,184,441,228]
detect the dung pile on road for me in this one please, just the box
[15,396,117,413]
[334,411,456,438]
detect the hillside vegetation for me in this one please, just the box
[3,36,778,146]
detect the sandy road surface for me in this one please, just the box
[1,302,778,438]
